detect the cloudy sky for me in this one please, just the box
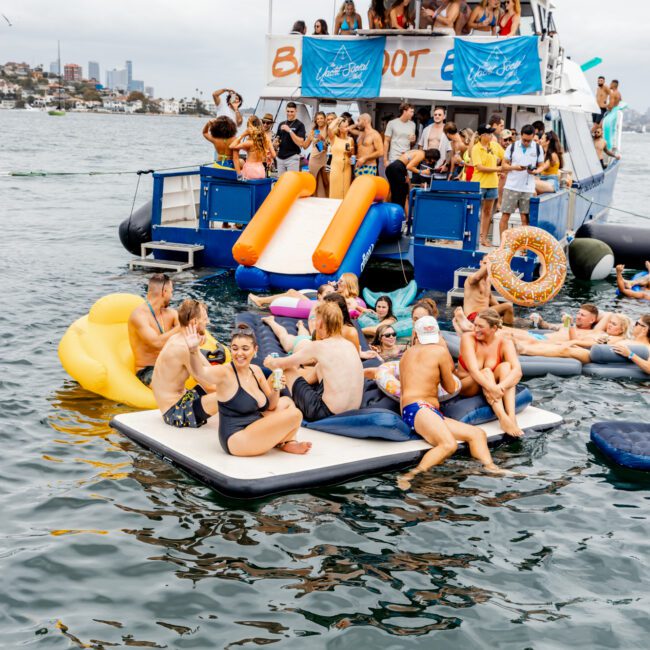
[0,0,647,110]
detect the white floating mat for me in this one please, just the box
[110,406,563,499]
[254,197,342,275]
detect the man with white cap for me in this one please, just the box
[397,316,503,489]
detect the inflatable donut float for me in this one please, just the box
[374,360,461,403]
[487,226,567,307]
[58,293,227,409]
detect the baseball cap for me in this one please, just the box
[501,129,513,139]
[414,316,440,344]
[477,124,495,135]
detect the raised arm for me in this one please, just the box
[212,88,227,106]
[466,263,488,286]
[616,265,648,299]
[185,325,228,386]
[202,120,216,144]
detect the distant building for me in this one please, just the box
[49,61,60,76]
[88,61,100,82]
[145,86,154,98]
[64,64,83,82]
[126,60,133,86]
[128,79,144,93]
[106,67,128,91]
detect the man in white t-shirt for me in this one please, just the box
[384,102,416,166]
[212,88,243,129]
[499,124,545,237]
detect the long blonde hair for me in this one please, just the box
[338,272,359,299]
[247,115,270,157]
[508,0,521,14]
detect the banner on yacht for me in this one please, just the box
[452,35,542,98]
[301,37,386,98]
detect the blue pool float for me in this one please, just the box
[616,270,647,296]
[590,421,650,471]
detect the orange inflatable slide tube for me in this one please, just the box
[312,176,389,275]
[232,171,316,266]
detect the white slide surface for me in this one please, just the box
[254,197,342,275]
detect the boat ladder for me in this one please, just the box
[129,241,205,273]
[446,267,511,307]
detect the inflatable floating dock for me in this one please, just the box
[111,406,562,499]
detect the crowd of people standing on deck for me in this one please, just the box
[289,1,525,36]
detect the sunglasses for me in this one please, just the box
[262,120,273,125]
[382,332,397,338]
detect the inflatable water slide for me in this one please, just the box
[233,172,404,291]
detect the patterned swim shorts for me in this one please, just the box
[354,164,378,177]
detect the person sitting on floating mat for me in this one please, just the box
[616,264,650,301]
[397,316,506,491]
[455,309,525,438]
[151,299,218,428]
[183,323,310,456]
[264,302,364,422]
[128,273,180,386]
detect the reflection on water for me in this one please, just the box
[1,112,650,647]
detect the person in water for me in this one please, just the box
[202,116,239,170]
[184,322,309,456]
[397,315,504,490]
[128,273,180,386]
[151,299,218,428]
[229,115,275,180]
[460,258,515,325]
[362,294,397,338]
[371,323,405,361]
[264,302,364,422]
[455,309,524,437]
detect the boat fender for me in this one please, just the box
[118,201,152,256]
[487,226,567,307]
[568,238,614,281]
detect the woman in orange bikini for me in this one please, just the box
[456,308,524,437]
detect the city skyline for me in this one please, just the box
[0,0,648,110]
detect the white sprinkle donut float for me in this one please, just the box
[375,360,461,403]
[486,226,567,307]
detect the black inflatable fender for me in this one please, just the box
[119,201,152,256]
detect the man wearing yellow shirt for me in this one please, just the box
[471,124,504,247]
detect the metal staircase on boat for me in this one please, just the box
[129,241,204,272]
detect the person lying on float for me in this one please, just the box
[612,315,650,373]
[397,315,506,491]
[264,302,364,423]
[455,309,524,438]
[616,264,650,301]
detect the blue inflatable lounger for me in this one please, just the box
[590,421,650,471]
[110,397,562,499]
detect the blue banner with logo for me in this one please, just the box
[302,37,386,98]
[452,35,542,98]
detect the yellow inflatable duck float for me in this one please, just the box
[58,293,227,409]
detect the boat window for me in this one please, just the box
[519,2,537,35]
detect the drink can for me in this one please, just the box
[270,353,283,390]
[530,312,541,328]
[562,313,572,328]
[350,155,357,166]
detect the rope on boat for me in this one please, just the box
[0,162,210,177]
[567,188,650,223]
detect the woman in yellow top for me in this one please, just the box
[328,116,355,199]
[537,130,564,193]
[471,124,504,247]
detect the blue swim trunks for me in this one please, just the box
[529,332,547,341]
[402,401,444,430]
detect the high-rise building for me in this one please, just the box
[88,61,100,82]
[145,86,154,98]
[128,79,144,93]
[49,61,60,76]
[64,64,83,82]
[125,60,133,85]
[106,68,128,91]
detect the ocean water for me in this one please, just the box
[1,111,649,649]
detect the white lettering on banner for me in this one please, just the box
[467,46,523,89]
[315,45,371,87]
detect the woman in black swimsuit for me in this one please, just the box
[185,323,311,456]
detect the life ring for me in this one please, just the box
[487,226,567,307]
[374,360,461,403]
[58,293,228,409]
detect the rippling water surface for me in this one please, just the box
[1,112,649,649]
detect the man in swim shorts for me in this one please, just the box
[463,258,514,325]
[151,299,218,428]
[264,302,363,422]
[397,316,503,490]
[128,273,180,386]
[354,113,383,177]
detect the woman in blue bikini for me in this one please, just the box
[468,0,499,34]
[335,0,363,34]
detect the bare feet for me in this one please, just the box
[397,469,418,490]
[498,415,524,438]
[480,238,496,248]
[482,463,525,477]
[248,294,264,309]
[278,440,312,454]
[261,315,275,326]
[453,307,475,333]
